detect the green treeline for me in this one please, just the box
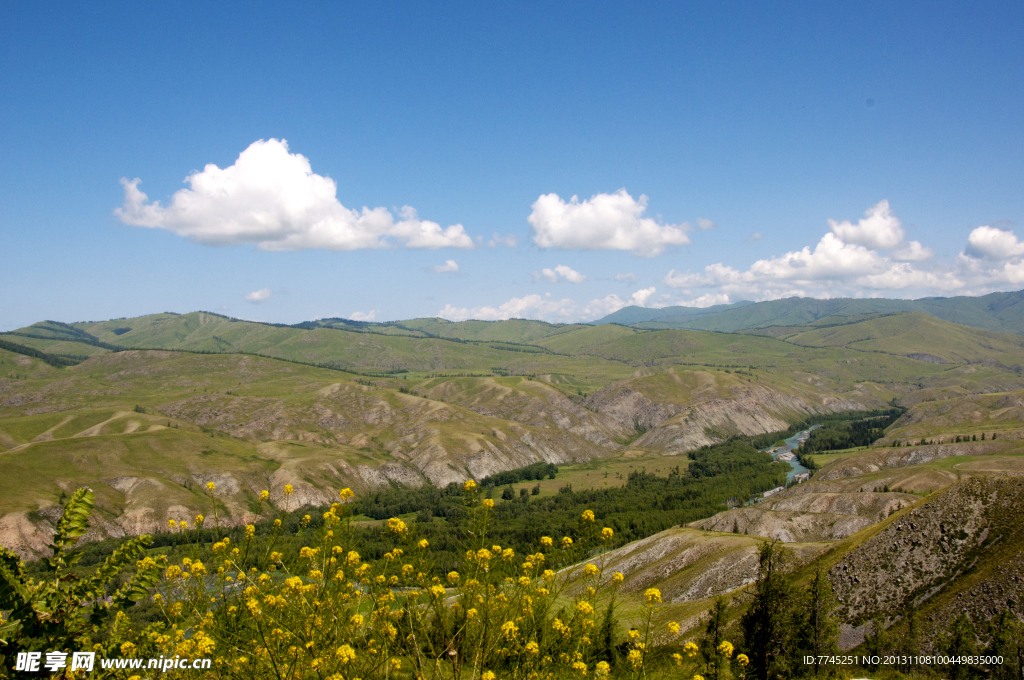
[0,338,84,368]
[36,438,788,580]
[798,407,906,454]
[479,461,558,487]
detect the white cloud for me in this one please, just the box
[697,218,717,230]
[431,259,459,273]
[438,294,577,322]
[245,288,271,303]
[528,189,691,257]
[892,240,934,261]
[964,225,1024,261]
[350,310,377,321]
[746,232,763,242]
[488,232,518,248]
[581,287,657,319]
[115,139,474,251]
[660,201,974,300]
[828,199,904,250]
[615,272,638,283]
[534,264,586,283]
[680,293,731,308]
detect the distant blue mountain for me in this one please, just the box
[593,301,754,325]
[591,290,1024,334]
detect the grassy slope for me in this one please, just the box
[620,289,1024,333]
[783,311,1024,363]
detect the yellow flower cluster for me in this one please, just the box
[105,484,687,680]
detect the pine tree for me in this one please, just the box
[795,560,838,677]
[938,613,978,680]
[740,540,794,680]
[895,603,920,673]
[985,610,1023,680]
[702,596,730,680]
[864,614,889,670]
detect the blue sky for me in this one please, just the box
[2,1,1023,330]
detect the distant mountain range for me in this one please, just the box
[592,289,1024,334]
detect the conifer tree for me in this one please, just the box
[938,613,979,680]
[894,603,920,672]
[985,610,1022,680]
[701,596,730,680]
[795,560,838,676]
[740,540,793,680]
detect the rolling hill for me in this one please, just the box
[594,288,1024,334]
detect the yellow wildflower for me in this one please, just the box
[540,536,553,547]
[482,498,494,508]
[602,527,614,540]
[418,539,429,549]
[581,509,595,522]
[562,536,573,547]
[576,601,594,615]
[717,641,734,658]
[259,490,269,501]
[737,653,750,667]
[245,524,255,540]
[583,563,599,576]
[644,587,662,604]
[481,672,495,680]
[596,661,611,676]
[284,484,294,496]
[501,620,519,639]
[464,479,477,492]
[387,517,408,533]
[447,571,460,583]
[339,487,355,499]
[206,481,215,492]
[336,645,356,664]
[668,621,680,634]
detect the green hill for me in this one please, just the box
[782,312,1024,365]
[596,289,1024,334]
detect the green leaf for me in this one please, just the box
[54,488,95,545]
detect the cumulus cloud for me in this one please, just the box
[115,139,474,251]
[431,259,460,273]
[350,310,377,321]
[964,225,1024,261]
[534,264,586,283]
[892,241,934,261]
[438,294,577,322]
[827,199,904,249]
[681,293,731,308]
[582,287,657,319]
[245,288,271,303]
[615,272,638,283]
[660,200,973,300]
[528,189,691,257]
[488,232,518,248]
